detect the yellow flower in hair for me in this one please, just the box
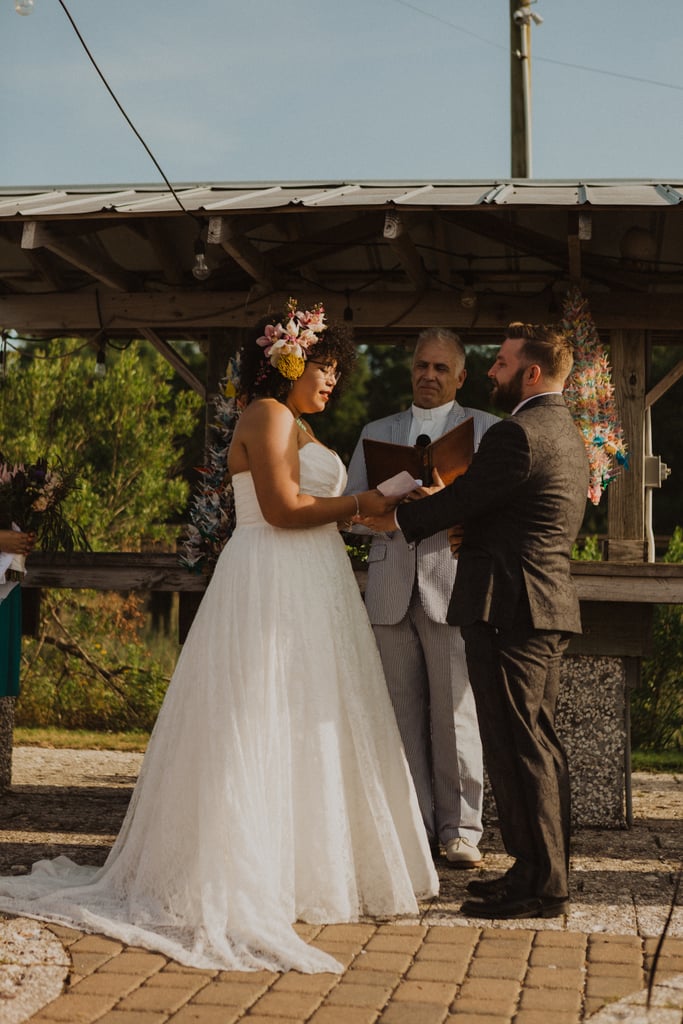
[276,352,306,380]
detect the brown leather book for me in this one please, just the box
[363,417,474,488]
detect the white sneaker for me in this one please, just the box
[444,837,483,868]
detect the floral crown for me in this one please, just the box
[256,297,327,381]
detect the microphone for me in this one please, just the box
[414,433,432,484]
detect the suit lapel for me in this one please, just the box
[392,410,412,444]
[444,402,466,432]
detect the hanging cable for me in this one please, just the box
[53,0,211,276]
[55,0,189,216]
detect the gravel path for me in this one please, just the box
[1,747,681,937]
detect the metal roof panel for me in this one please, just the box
[2,181,683,220]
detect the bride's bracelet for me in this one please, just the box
[352,494,360,517]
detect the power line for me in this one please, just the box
[533,53,683,93]
[386,0,683,95]
[388,0,506,49]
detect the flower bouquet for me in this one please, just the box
[0,455,88,581]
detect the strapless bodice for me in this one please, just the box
[233,443,346,527]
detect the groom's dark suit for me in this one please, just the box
[397,394,589,902]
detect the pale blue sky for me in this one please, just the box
[2,0,682,187]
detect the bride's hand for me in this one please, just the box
[353,490,398,533]
[356,489,397,518]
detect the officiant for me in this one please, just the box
[346,328,498,866]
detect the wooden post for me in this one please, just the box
[607,330,646,561]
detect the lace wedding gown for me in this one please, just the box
[0,443,437,973]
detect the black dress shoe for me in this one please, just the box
[466,875,509,899]
[460,894,569,920]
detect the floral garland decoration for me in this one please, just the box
[561,286,629,505]
[256,296,326,380]
[178,355,242,574]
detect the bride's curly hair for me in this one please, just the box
[238,319,357,405]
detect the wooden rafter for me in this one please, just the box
[141,219,186,285]
[645,355,683,408]
[21,221,137,292]
[208,216,277,290]
[139,327,205,398]
[446,211,651,292]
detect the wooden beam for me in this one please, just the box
[449,211,650,292]
[139,327,205,398]
[24,249,67,292]
[4,288,683,333]
[20,551,683,603]
[567,234,582,281]
[208,217,277,289]
[386,232,429,291]
[142,219,186,285]
[21,221,137,291]
[645,354,683,408]
[269,213,383,272]
[20,552,207,592]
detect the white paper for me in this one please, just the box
[376,470,422,499]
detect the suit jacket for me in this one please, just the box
[397,395,590,633]
[346,403,499,625]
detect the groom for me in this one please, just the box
[360,322,589,920]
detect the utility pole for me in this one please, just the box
[510,1,543,178]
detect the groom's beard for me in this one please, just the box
[490,368,526,414]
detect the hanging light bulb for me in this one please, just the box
[15,0,35,14]
[94,344,107,378]
[192,235,211,281]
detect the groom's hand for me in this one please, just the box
[357,510,398,533]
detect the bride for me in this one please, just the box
[0,301,438,973]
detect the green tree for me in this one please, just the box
[1,339,203,730]
[0,339,202,549]
[631,528,683,751]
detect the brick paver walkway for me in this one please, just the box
[2,753,681,1023]
[22,921,683,1024]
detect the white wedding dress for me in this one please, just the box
[0,443,437,973]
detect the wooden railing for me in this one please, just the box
[19,552,683,653]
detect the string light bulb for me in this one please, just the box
[192,236,211,281]
[94,343,107,378]
[343,290,353,322]
[15,0,35,13]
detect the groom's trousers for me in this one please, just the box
[461,611,571,901]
